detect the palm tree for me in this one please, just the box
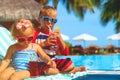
[101,0,120,33]
[61,0,101,20]
[35,0,101,20]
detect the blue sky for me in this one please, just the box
[48,2,118,48]
[47,2,118,48]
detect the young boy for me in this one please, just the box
[32,6,86,74]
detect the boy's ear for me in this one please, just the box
[37,18,40,21]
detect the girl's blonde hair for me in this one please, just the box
[11,18,34,39]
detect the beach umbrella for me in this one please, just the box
[61,34,69,41]
[73,33,97,41]
[107,33,120,47]
[72,33,97,47]
[0,0,42,29]
[107,33,120,40]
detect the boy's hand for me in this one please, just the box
[45,32,57,46]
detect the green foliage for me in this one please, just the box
[64,41,72,47]
[36,0,101,20]
[61,0,101,20]
[101,0,120,32]
[36,0,120,32]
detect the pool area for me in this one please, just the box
[57,54,120,80]
[57,54,120,70]
[1,55,120,80]
[86,74,120,80]
[1,26,120,80]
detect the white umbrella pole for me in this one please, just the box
[83,41,86,48]
[118,40,120,47]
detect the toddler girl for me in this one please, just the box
[0,18,57,80]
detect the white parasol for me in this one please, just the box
[107,33,120,47]
[107,33,120,40]
[72,33,97,47]
[61,34,70,41]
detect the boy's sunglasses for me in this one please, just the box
[17,36,33,42]
[40,16,57,24]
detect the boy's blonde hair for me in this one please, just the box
[11,18,34,39]
[39,6,57,17]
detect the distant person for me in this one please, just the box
[0,18,57,80]
[32,6,86,74]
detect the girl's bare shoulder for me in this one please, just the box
[7,43,18,52]
[5,43,17,57]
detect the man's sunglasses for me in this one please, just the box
[17,36,33,42]
[40,16,57,24]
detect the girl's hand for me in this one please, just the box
[47,61,56,68]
